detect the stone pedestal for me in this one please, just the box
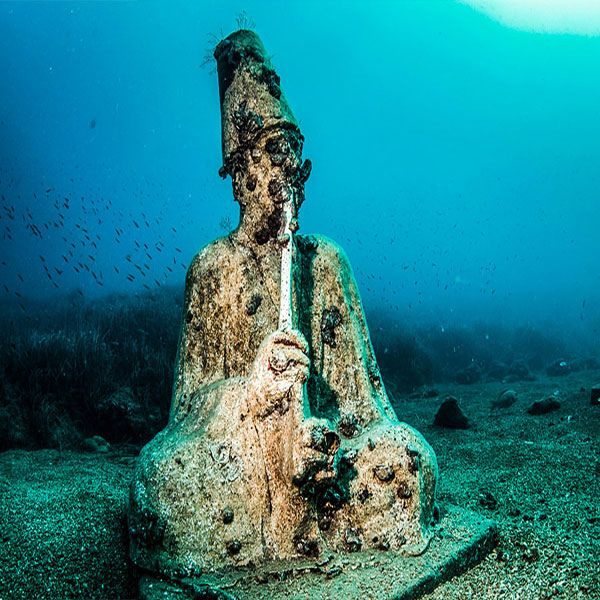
[138,504,497,600]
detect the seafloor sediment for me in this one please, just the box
[0,369,598,600]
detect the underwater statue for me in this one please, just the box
[129,29,438,585]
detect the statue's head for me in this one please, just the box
[214,30,311,243]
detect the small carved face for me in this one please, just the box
[229,127,312,246]
[242,130,311,217]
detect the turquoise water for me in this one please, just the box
[1,0,599,338]
[1,6,599,597]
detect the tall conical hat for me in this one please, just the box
[214,30,302,175]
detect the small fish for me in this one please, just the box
[29,223,42,237]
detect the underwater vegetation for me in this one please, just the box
[0,288,181,450]
[368,311,597,397]
[0,287,597,452]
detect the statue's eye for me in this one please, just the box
[265,137,289,167]
[288,136,302,157]
[265,137,286,155]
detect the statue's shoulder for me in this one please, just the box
[186,235,235,282]
[296,234,353,273]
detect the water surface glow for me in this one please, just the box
[462,0,600,34]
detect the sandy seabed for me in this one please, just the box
[0,369,598,600]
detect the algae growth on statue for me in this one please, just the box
[128,28,439,586]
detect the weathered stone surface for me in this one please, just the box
[527,396,561,415]
[138,504,498,600]
[129,28,438,584]
[433,396,470,429]
[128,231,438,575]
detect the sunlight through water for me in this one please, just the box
[461,0,600,34]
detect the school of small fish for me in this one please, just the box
[0,166,192,313]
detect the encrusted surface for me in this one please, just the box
[138,504,497,600]
[129,28,439,581]
[129,230,439,575]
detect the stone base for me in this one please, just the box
[138,504,497,600]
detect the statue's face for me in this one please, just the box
[232,128,311,228]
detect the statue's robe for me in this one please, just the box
[129,233,437,577]
[171,233,397,428]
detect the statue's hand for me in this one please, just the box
[249,328,310,417]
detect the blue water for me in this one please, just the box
[1,1,599,344]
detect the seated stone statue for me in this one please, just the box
[129,29,437,580]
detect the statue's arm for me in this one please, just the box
[169,248,228,423]
[318,238,398,424]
